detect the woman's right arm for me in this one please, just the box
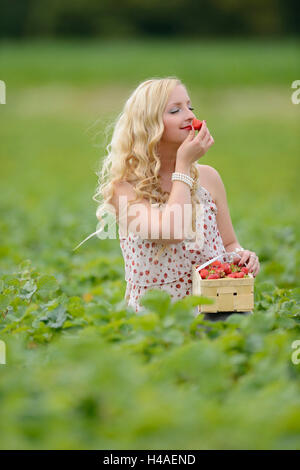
[109,176,191,244]
[109,121,214,243]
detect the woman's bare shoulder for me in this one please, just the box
[196,163,217,174]
[109,180,136,204]
[196,163,219,183]
[196,164,219,202]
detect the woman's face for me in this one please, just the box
[161,84,196,145]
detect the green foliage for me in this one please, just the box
[0,39,300,449]
[0,261,300,449]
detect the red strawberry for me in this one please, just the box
[227,273,237,278]
[222,263,231,274]
[241,267,249,274]
[200,269,209,279]
[211,260,222,268]
[216,268,225,278]
[207,273,220,279]
[235,272,245,278]
[192,118,203,131]
[230,264,240,273]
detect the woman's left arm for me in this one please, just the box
[208,167,260,277]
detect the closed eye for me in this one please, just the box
[170,107,194,113]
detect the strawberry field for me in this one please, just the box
[0,39,300,449]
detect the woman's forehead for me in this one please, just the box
[168,85,190,105]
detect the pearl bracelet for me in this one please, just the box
[171,172,193,189]
[172,172,193,184]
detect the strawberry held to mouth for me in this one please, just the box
[192,118,203,130]
[181,118,203,131]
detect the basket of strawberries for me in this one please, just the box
[192,251,254,314]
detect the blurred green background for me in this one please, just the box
[1,0,299,39]
[0,0,300,451]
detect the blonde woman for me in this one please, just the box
[93,77,260,314]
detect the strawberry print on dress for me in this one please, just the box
[119,185,226,313]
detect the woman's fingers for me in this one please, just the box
[247,259,255,272]
[195,128,212,147]
[254,260,260,277]
[239,250,255,267]
[248,255,259,274]
[237,249,260,277]
[203,133,213,147]
[233,255,242,264]
[248,263,255,273]
[253,266,259,277]
[238,251,251,266]
[196,122,214,147]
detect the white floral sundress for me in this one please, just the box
[119,185,226,313]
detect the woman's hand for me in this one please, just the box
[176,120,214,166]
[237,250,260,277]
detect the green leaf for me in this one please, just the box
[0,294,10,311]
[37,275,59,299]
[20,280,37,300]
[139,289,171,317]
[67,296,85,318]
[39,304,72,329]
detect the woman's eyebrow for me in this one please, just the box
[169,99,191,106]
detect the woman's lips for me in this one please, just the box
[181,126,192,130]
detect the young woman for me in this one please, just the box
[93,77,260,314]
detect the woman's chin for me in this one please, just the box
[162,135,186,146]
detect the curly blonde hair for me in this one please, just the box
[93,76,201,259]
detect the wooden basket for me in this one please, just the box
[192,253,255,314]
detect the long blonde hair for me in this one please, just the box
[93,76,201,259]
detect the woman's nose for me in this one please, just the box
[186,109,195,119]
